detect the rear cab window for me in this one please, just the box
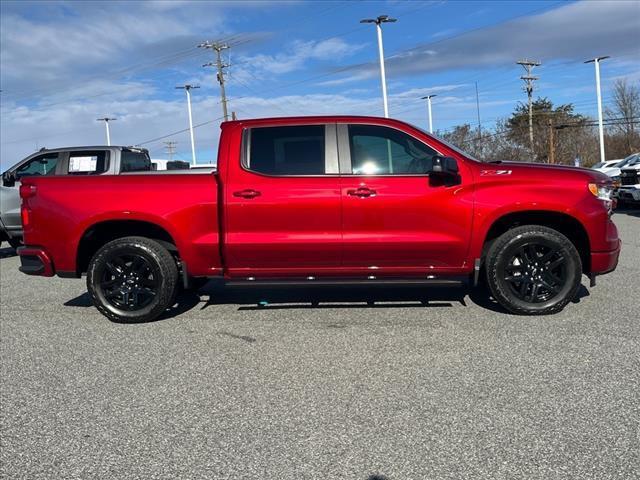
[120,149,152,172]
[244,125,337,175]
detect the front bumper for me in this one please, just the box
[590,239,621,275]
[617,186,640,202]
[17,246,55,277]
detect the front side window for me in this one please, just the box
[349,125,439,175]
[15,153,59,179]
[120,149,152,172]
[68,151,109,175]
[246,125,326,175]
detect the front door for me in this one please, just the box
[2,152,60,231]
[338,123,473,274]
[224,123,342,277]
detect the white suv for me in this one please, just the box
[617,154,640,206]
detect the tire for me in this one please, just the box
[485,225,582,315]
[87,236,178,323]
[7,237,23,250]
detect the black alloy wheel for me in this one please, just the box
[87,236,178,323]
[99,252,159,311]
[485,225,582,315]
[500,241,567,303]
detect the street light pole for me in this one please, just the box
[421,95,437,133]
[585,56,610,164]
[360,15,397,118]
[176,84,200,165]
[96,117,116,146]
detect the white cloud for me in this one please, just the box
[345,1,640,79]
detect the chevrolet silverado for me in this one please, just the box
[17,116,621,322]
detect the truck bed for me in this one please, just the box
[21,172,222,277]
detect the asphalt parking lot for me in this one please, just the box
[1,211,639,480]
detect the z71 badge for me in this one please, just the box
[480,169,513,176]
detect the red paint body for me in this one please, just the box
[19,116,620,282]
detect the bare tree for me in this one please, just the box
[605,79,640,156]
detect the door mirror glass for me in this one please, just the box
[2,170,16,187]
[431,156,459,175]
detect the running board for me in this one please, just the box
[225,277,468,288]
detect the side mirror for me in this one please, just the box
[431,156,459,176]
[2,171,16,187]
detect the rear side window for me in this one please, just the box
[120,150,151,172]
[68,151,109,175]
[245,125,326,175]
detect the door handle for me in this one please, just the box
[347,187,376,198]
[233,189,261,199]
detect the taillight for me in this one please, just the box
[21,206,30,227]
[19,184,37,199]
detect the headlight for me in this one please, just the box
[611,176,621,188]
[588,183,613,201]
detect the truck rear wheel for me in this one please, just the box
[87,236,178,323]
[485,225,582,315]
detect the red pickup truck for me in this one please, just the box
[18,116,620,322]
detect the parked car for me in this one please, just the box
[617,155,640,206]
[17,116,620,322]
[599,152,640,183]
[1,146,152,247]
[592,159,622,172]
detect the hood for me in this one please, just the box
[481,162,608,181]
[479,161,611,183]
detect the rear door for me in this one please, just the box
[224,123,342,277]
[338,123,473,274]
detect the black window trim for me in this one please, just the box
[336,122,445,177]
[241,123,339,178]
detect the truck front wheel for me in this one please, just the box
[485,226,582,315]
[87,236,178,323]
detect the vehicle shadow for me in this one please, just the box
[200,282,467,312]
[64,290,202,323]
[0,246,17,259]
[615,207,640,218]
[63,280,592,321]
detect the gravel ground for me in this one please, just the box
[1,211,639,480]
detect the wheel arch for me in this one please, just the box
[479,210,591,273]
[76,219,179,275]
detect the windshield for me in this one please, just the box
[614,153,639,168]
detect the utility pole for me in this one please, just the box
[517,59,541,152]
[175,84,199,165]
[585,56,610,164]
[547,119,555,164]
[96,117,116,146]
[360,15,397,118]
[475,81,482,143]
[199,41,230,121]
[163,141,177,161]
[421,95,437,133]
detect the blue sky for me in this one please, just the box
[1,0,638,168]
